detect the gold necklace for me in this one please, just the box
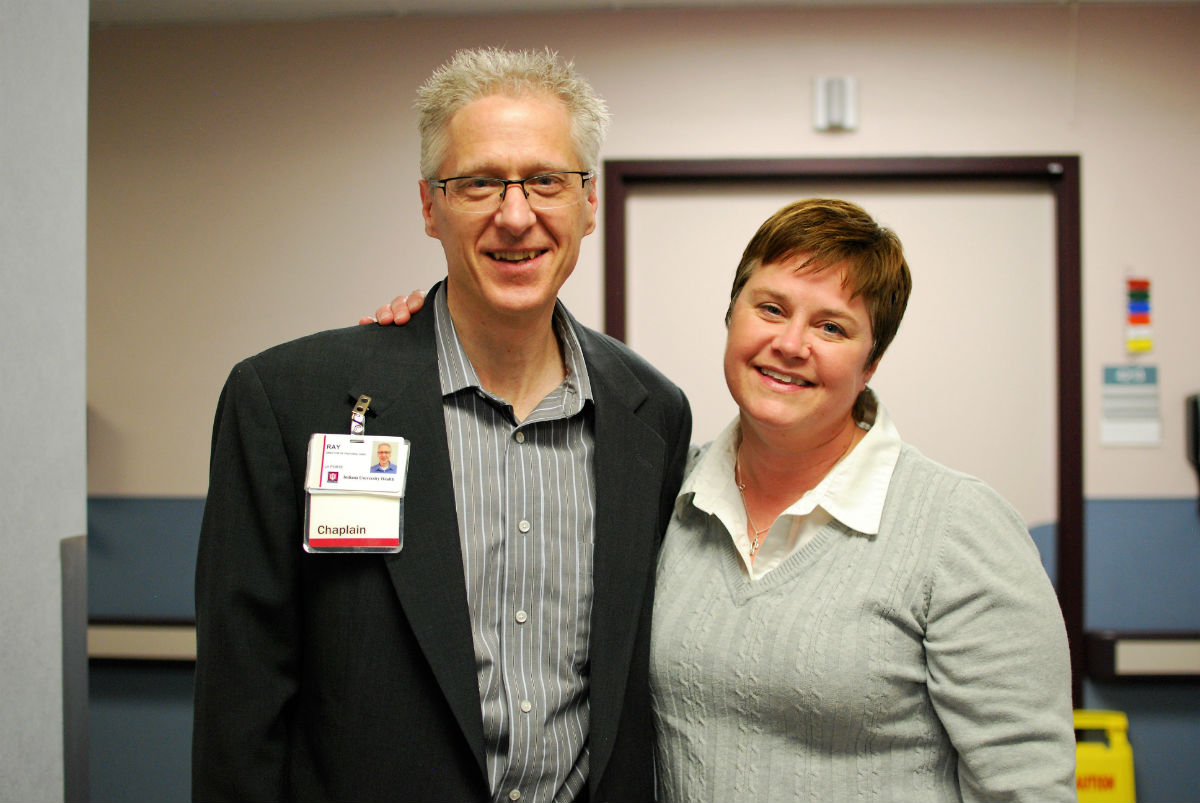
[734,456,771,559]
[734,427,863,562]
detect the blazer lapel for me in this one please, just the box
[577,329,667,788]
[347,287,487,777]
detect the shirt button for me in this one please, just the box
[518,520,531,533]
[519,699,532,713]
[508,790,522,801]
[515,609,528,624]
[515,431,525,443]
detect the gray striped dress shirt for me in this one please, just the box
[434,289,596,803]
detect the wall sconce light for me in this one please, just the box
[813,76,857,132]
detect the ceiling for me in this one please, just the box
[90,0,1190,26]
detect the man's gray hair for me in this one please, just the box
[416,47,610,179]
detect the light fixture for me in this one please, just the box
[813,76,857,132]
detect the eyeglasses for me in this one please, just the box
[428,171,594,213]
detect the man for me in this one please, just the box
[193,48,691,803]
[369,441,397,473]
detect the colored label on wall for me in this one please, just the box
[1126,277,1153,353]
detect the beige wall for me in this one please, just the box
[88,4,1200,500]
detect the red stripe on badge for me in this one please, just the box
[308,538,399,548]
[319,435,328,485]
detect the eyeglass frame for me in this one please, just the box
[427,170,595,213]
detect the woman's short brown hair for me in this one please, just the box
[726,198,912,372]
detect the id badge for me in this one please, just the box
[303,433,409,553]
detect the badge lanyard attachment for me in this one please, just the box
[351,395,372,435]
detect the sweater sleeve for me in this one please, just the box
[923,477,1077,803]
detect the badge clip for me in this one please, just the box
[351,394,372,435]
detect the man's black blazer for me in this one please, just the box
[193,283,691,802]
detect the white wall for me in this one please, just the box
[0,0,88,799]
[87,4,1200,501]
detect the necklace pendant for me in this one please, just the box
[736,453,771,561]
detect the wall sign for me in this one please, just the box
[1101,364,1161,446]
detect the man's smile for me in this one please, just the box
[487,248,547,263]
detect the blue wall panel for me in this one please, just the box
[88,497,203,621]
[1085,499,1200,630]
[89,662,193,803]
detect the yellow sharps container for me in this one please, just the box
[1075,709,1136,803]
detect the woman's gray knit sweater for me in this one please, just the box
[650,444,1076,803]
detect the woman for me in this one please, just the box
[367,198,1076,802]
[649,199,1075,802]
